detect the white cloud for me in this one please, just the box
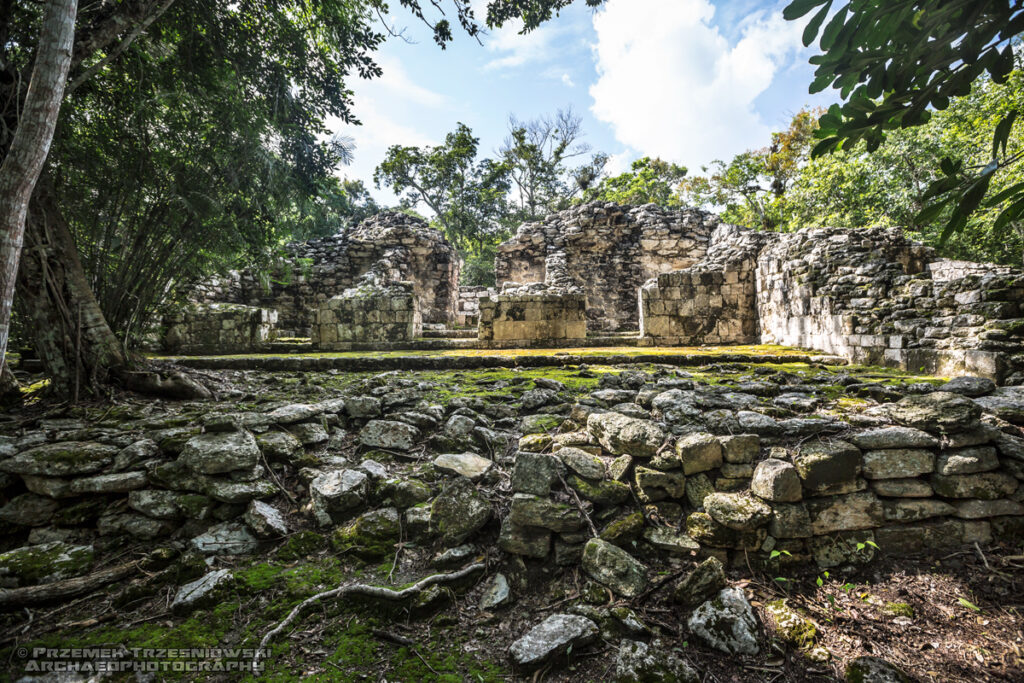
[603,150,635,177]
[370,55,448,109]
[561,73,575,88]
[588,0,805,168]
[483,19,565,70]
[327,56,446,206]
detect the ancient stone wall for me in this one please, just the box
[640,224,768,345]
[478,292,587,344]
[756,227,1024,382]
[501,376,1024,571]
[187,212,459,337]
[457,286,497,327]
[495,202,714,332]
[163,304,277,355]
[313,280,421,350]
[480,252,587,345]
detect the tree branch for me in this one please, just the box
[66,0,176,94]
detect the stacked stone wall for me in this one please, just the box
[163,304,277,355]
[187,212,459,337]
[480,252,587,344]
[495,203,714,332]
[502,380,1024,570]
[640,225,768,345]
[313,282,421,350]
[478,292,587,344]
[457,286,497,327]
[755,227,1024,382]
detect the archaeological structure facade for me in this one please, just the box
[165,203,1024,383]
[164,212,460,353]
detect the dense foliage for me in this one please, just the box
[785,0,1024,244]
[679,70,1024,265]
[583,157,687,208]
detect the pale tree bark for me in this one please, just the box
[0,0,78,393]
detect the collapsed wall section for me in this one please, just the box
[457,286,497,327]
[495,202,714,332]
[479,253,586,345]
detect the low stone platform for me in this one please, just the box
[161,347,844,372]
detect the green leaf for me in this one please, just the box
[993,196,1024,234]
[990,45,1015,84]
[811,137,842,158]
[802,1,834,47]
[938,213,967,248]
[820,6,848,50]
[783,0,829,21]
[958,597,982,613]
[993,111,1019,159]
[986,181,1024,207]
[809,73,834,94]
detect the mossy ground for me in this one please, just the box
[0,551,507,681]
[4,355,1001,682]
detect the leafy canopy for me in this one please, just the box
[584,157,687,208]
[786,0,1024,243]
[374,123,513,251]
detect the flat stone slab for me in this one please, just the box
[190,522,259,555]
[359,420,419,451]
[432,452,493,481]
[172,569,233,613]
[509,614,598,667]
[0,442,118,477]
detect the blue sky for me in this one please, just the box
[328,0,837,207]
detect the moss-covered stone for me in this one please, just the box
[567,474,630,506]
[0,542,94,586]
[686,512,766,550]
[331,507,401,559]
[600,512,645,547]
[275,530,327,561]
[765,599,817,649]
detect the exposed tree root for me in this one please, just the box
[253,562,484,672]
[0,561,137,611]
[117,368,212,400]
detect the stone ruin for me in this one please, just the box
[164,212,459,352]
[489,202,1024,383]
[494,203,713,332]
[165,201,1024,383]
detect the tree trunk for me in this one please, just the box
[0,0,78,371]
[17,176,127,397]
